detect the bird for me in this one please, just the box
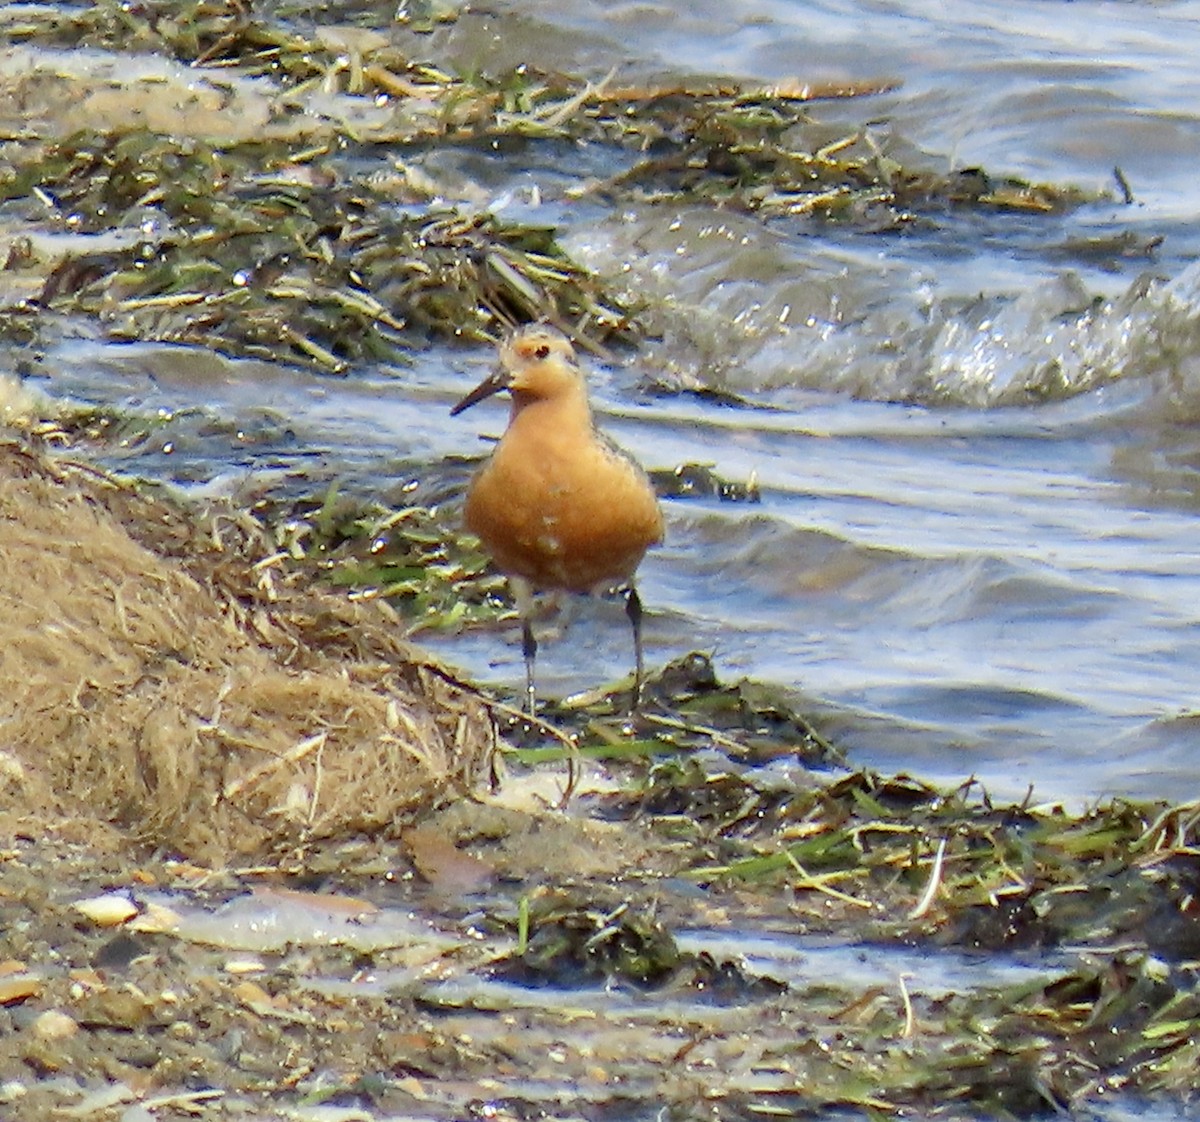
[451,322,663,715]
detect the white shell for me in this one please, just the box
[72,893,138,927]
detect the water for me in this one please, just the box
[8,8,1200,1120]
[403,0,1200,803]
[14,0,1200,809]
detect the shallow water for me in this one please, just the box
[16,0,1200,810]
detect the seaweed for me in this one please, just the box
[0,1,1107,369]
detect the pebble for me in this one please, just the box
[31,1010,79,1040]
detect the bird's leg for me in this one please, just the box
[625,584,646,713]
[510,577,538,716]
[521,618,538,716]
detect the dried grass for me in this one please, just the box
[0,439,491,863]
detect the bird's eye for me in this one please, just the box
[534,344,551,360]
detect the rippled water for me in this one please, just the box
[19,0,1200,808]
[400,0,1200,803]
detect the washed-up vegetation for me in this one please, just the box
[3,404,1200,1117]
[3,132,628,368]
[0,0,1107,371]
[0,434,499,862]
[0,4,1183,1120]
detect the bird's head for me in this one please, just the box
[451,323,584,416]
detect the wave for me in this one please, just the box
[573,208,1200,412]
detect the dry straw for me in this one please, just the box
[0,439,491,863]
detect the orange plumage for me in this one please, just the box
[452,324,662,711]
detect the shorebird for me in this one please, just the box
[451,323,663,714]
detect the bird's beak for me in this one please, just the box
[450,366,511,416]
